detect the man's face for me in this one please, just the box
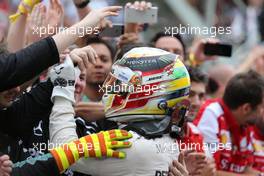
[244,99,264,125]
[155,36,184,59]
[75,72,86,103]
[256,108,264,133]
[86,43,112,86]
[188,81,206,120]
[0,86,20,108]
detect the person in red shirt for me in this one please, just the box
[193,70,264,175]
[172,66,216,176]
[250,113,264,173]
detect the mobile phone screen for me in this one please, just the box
[204,43,232,57]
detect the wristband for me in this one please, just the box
[9,0,42,23]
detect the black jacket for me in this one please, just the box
[0,37,59,92]
[0,80,54,141]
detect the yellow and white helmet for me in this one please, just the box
[102,47,190,125]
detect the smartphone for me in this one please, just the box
[124,7,158,23]
[99,25,124,38]
[204,43,232,57]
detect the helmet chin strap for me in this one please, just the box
[122,115,172,139]
[168,106,187,139]
[122,105,188,139]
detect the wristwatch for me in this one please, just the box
[74,0,90,9]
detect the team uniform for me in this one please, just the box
[250,126,264,172]
[0,37,59,92]
[0,80,93,176]
[50,99,179,176]
[49,47,191,176]
[193,99,254,173]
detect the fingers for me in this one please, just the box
[182,149,195,157]
[69,53,85,72]
[39,4,46,26]
[0,155,9,162]
[78,51,89,68]
[1,164,12,173]
[102,6,122,14]
[126,1,152,11]
[105,129,133,141]
[82,46,97,65]
[178,152,185,167]
[0,155,12,175]
[107,150,126,159]
[50,0,55,9]
[108,140,132,149]
[169,164,184,176]
[101,6,122,18]
[172,160,189,176]
[187,152,206,160]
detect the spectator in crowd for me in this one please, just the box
[250,110,264,172]
[82,37,114,102]
[187,66,208,121]
[231,0,263,45]
[74,37,116,127]
[193,70,264,175]
[151,32,186,59]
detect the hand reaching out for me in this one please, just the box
[188,38,220,66]
[117,33,139,49]
[46,0,64,31]
[0,155,12,176]
[69,45,98,72]
[125,1,152,33]
[26,3,47,44]
[79,6,122,29]
[75,102,105,122]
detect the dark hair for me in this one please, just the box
[223,70,264,110]
[114,43,147,62]
[151,31,186,55]
[187,66,208,84]
[86,36,115,60]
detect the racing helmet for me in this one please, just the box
[102,47,190,124]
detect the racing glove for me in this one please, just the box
[49,55,79,105]
[10,0,42,22]
[49,129,132,173]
